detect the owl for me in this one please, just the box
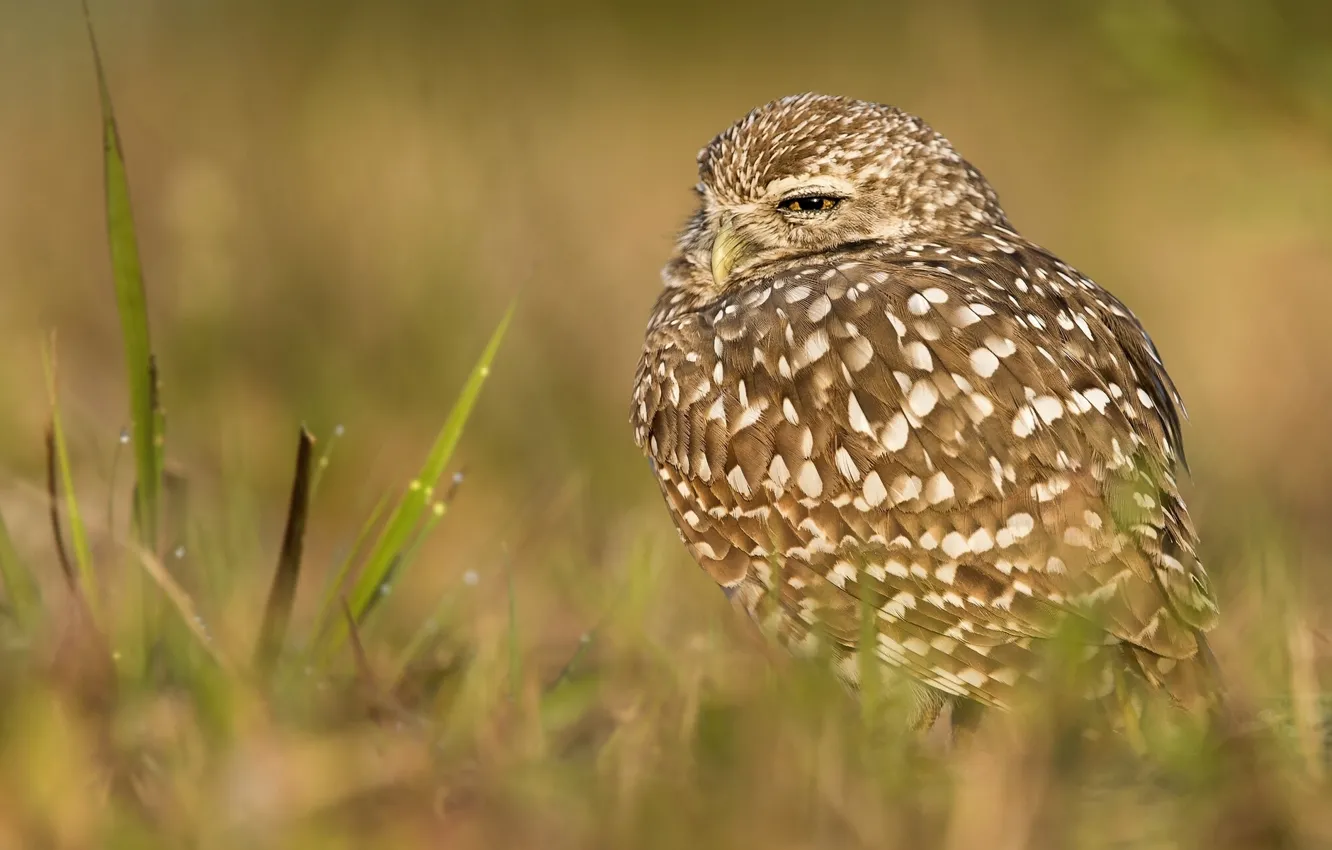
[631,94,1219,730]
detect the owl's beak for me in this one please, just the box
[710,218,752,288]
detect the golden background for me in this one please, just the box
[2,1,1332,846]
[0,0,1330,779]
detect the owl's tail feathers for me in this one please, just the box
[1124,629,1234,729]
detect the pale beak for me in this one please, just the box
[710,218,752,288]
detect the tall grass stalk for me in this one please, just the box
[315,302,515,662]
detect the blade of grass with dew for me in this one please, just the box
[356,506,439,635]
[255,426,315,677]
[0,509,41,634]
[85,5,164,671]
[83,3,162,548]
[317,301,515,659]
[130,544,232,674]
[42,337,99,619]
[358,470,463,643]
[393,471,564,684]
[310,487,392,648]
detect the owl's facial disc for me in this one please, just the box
[707,175,858,287]
[671,94,1014,295]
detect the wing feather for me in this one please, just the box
[632,232,1216,706]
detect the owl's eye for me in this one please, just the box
[779,195,842,215]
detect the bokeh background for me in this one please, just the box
[3,0,1332,652]
[2,0,1332,846]
[2,0,1332,827]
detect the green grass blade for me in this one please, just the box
[317,301,515,660]
[0,509,41,633]
[83,2,162,549]
[42,338,99,619]
[311,488,392,647]
[380,474,467,681]
[356,503,441,630]
[130,544,232,674]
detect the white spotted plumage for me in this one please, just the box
[631,94,1218,726]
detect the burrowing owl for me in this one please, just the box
[631,94,1219,727]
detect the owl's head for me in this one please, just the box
[664,94,1009,293]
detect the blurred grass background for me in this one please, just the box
[2,0,1332,847]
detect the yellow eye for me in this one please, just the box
[781,196,841,214]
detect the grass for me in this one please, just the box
[1,14,1331,850]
